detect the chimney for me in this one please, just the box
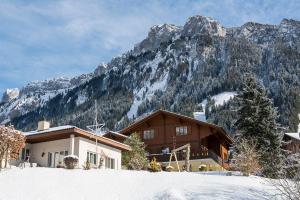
[38,121,50,131]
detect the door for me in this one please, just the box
[47,152,53,167]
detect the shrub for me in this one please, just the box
[166,165,174,172]
[149,157,161,172]
[63,155,79,169]
[82,161,91,170]
[198,164,207,171]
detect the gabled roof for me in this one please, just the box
[285,132,300,141]
[24,126,131,151]
[119,109,233,144]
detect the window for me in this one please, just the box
[176,126,188,136]
[87,152,97,165]
[105,157,115,169]
[143,129,154,140]
[21,148,30,160]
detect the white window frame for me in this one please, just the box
[176,126,188,136]
[87,151,97,165]
[105,157,115,169]
[143,129,154,140]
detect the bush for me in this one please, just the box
[149,157,161,172]
[82,161,91,170]
[63,155,79,169]
[198,164,207,171]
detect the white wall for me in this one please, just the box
[29,138,77,167]
[78,137,122,169]
[8,136,122,169]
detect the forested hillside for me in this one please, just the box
[2,15,299,134]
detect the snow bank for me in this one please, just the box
[0,168,279,200]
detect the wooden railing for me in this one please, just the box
[147,149,229,169]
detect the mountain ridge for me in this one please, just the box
[1,15,299,133]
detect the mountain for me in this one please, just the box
[0,74,93,124]
[1,15,300,133]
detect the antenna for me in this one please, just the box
[86,100,105,136]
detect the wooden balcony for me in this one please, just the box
[147,149,229,169]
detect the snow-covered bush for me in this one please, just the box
[198,164,207,171]
[63,155,78,169]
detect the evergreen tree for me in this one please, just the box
[122,132,148,170]
[235,73,283,178]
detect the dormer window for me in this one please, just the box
[176,126,188,136]
[143,129,154,140]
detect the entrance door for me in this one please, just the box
[47,152,53,167]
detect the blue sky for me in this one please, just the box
[1,0,300,95]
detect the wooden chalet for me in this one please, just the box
[105,109,233,170]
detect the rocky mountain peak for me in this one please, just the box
[94,63,108,77]
[134,23,181,53]
[182,15,226,37]
[1,88,19,103]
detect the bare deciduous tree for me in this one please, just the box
[269,153,300,200]
[231,139,261,176]
[0,125,25,169]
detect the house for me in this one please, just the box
[105,109,233,171]
[12,121,131,169]
[284,132,300,153]
[284,116,300,154]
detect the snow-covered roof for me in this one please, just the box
[106,131,129,138]
[23,125,75,136]
[285,132,300,141]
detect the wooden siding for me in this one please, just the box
[120,110,232,168]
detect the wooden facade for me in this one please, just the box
[284,133,300,154]
[107,110,233,169]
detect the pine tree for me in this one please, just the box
[122,132,148,170]
[235,73,283,178]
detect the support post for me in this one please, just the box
[70,134,75,155]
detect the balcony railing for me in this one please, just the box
[147,149,228,169]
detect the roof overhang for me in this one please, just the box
[25,127,131,151]
[119,109,234,144]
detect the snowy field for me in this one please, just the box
[0,168,280,200]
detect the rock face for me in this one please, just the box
[1,88,19,103]
[1,15,300,133]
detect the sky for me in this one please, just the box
[1,0,300,95]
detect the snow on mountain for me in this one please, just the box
[193,112,206,122]
[127,52,169,119]
[201,92,237,107]
[1,88,20,103]
[0,75,93,124]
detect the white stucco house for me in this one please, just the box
[13,121,131,169]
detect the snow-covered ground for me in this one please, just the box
[0,168,280,200]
